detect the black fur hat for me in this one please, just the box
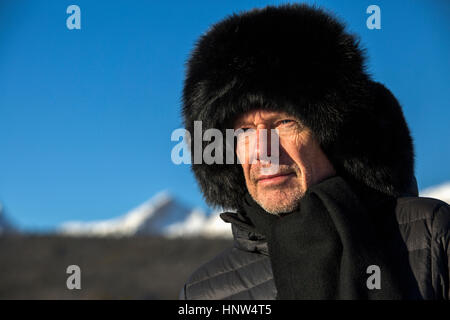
[182,4,416,210]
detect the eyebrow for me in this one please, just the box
[235,114,296,127]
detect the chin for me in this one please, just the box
[254,188,304,215]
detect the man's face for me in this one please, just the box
[234,109,336,214]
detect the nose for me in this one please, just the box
[256,125,272,162]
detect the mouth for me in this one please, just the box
[256,172,296,186]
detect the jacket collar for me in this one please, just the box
[220,211,269,255]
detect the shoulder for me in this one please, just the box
[394,197,449,299]
[395,196,449,251]
[180,245,273,300]
[396,197,449,229]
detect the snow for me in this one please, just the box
[419,182,450,204]
[58,192,233,238]
[165,210,232,239]
[59,191,173,236]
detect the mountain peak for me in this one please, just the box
[58,192,232,238]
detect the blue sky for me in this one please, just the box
[0,0,449,230]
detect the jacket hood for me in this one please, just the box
[182,4,416,210]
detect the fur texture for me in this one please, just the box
[182,4,415,210]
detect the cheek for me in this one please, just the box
[291,136,332,182]
[279,135,307,165]
[236,139,257,165]
[235,144,246,164]
[240,164,253,186]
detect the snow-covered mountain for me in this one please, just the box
[56,180,450,238]
[58,192,232,238]
[419,182,450,204]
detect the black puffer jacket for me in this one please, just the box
[180,196,450,300]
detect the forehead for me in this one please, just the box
[233,109,297,125]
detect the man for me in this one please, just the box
[180,4,449,299]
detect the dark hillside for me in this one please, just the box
[0,235,232,299]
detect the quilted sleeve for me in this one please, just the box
[431,202,450,300]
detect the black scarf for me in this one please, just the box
[241,176,421,299]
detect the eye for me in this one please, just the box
[278,119,294,125]
[236,127,254,132]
